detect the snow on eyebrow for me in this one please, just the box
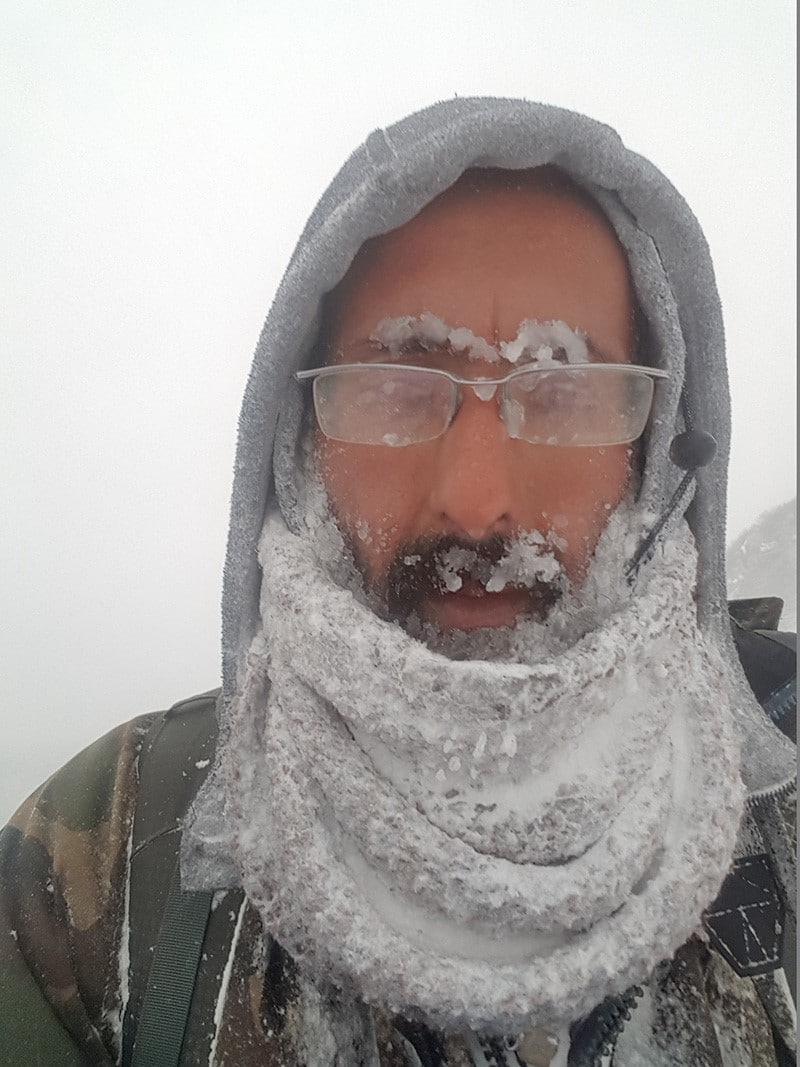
[370,312,449,349]
[370,313,498,362]
[500,319,589,365]
[446,327,497,362]
[370,315,590,366]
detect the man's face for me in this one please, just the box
[317,177,636,633]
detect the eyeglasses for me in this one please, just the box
[295,362,669,448]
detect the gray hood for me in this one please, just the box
[183,96,794,889]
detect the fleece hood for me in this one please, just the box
[182,96,794,891]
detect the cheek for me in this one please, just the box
[513,445,631,569]
[318,438,429,570]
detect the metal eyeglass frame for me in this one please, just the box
[294,361,670,447]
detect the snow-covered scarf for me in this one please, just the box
[224,510,745,1036]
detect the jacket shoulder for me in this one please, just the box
[730,598,796,743]
[0,690,219,1065]
[0,712,155,1063]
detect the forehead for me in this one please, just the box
[324,171,635,363]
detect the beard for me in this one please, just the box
[323,498,643,665]
[342,528,570,661]
[381,531,566,623]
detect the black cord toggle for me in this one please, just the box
[668,429,717,471]
[626,431,718,579]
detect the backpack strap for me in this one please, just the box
[130,866,213,1067]
[122,691,220,1067]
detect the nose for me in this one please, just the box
[426,391,516,541]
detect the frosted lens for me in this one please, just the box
[505,366,655,446]
[308,363,659,446]
[313,365,454,446]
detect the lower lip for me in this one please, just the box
[421,583,533,632]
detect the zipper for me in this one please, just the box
[468,1031,534,1067]
[745,775,796,810]
[568,985,644,1067]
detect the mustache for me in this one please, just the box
[381,532,565,625]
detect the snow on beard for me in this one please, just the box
[379,530,568,628]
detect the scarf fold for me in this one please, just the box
[224,511,744,1034]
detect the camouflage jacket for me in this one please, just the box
[0,620,796,1066]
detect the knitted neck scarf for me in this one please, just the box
[224,509,744,1035]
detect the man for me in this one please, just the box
[0,98,795,1066]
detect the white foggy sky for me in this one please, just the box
[1,1,796,821]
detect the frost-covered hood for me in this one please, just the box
[184,97,794,890]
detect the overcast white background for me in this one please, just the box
[1,1,796,822]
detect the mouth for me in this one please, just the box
[419,580,542,632]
